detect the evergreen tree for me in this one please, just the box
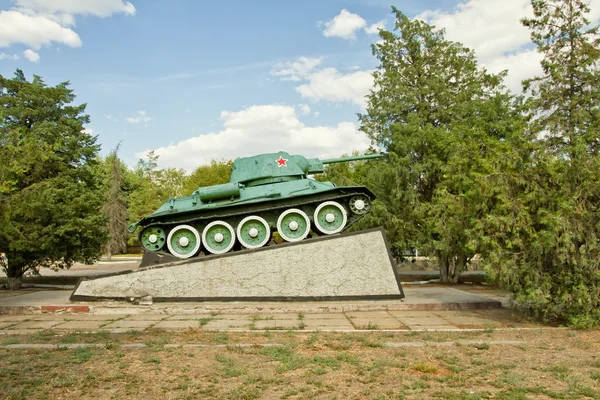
[481,0,600,326]
[359,8,522,282]
[0,70,107,289]
[102,144,128,260]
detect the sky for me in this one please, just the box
[1,0,599,171]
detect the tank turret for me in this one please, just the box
[129,151,383,259]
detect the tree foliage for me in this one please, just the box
[480,0,600,327]
[101,144,128,260]
[126,154,233,246]
[0,70,106,289]
[359,8,522,282]
[182,159,233,195]
[127,151,186,227]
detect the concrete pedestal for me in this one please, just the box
[70,228,404,302]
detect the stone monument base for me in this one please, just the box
[70,228,404,302]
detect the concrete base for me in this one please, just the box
[70,228,404,302]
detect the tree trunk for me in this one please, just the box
[106,248,112,261]
[6,277,22,290]
[3,261,25,290]
[438,252,463,284]
[438,252,450,283]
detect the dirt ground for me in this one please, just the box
[1,328,599,399]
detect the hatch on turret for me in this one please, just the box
[230,151,311,187]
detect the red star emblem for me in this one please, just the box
[276,156,288,167]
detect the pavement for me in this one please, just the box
[0,284,549,334]
[0,256,542,334]
[0,259,141,279]
[0,304,542,334]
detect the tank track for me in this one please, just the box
[138,190,372,260]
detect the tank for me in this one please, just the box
[128,151,384,259]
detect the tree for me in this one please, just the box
[359,8,522,282]
[126,151,188,245]
[101,144,128,260]
[0,70,107,289]
[521,0,600,157]
[480,0,600,327]
[182,159,233,194]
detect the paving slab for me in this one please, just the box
[0,289,42,300]
[0,322,17,329]
[0,290,73,306]
[167,314,221,320]
[0,329,44,335]
[349,318,407,329]
[39,314,127,321]
[9,320,64,330]
[28,314,75,321]
[202,320,253,330]
[121,314,169,321]
[253,320,303,329]
[388,313,458,329]
[303,320,354,330]
[152,320,201,330]
[101,320,157,329]
[301,313,347,320]
[211,314,254,321]
[0,315,36,322]
[251,313,300,320]
[52,321,107,330]
[101,328,146,333]
[345,311,394,319]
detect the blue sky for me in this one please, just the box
[2,0,596,170]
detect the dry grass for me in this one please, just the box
[1,329,599,399]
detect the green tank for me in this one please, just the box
[128,151,383,259]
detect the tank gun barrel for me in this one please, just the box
[321,153,384,165]
[307,153,384,175]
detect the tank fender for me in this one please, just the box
[196,182,242,202]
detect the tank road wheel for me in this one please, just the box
[277,208,311,242]
[237,215,271,249]
[167,224,201,259]
[349,194,371,215]
[314,201,348,235]
[202,220,236,255]
[140,226,166,252]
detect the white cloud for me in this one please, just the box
[127,110,153,125]
[364,20,385,34]
[0,1,135,58]
[485,49,543,93]
[82,127,95,135]
[270,57,322,81]
[416,0,600,93]
[313,111,320,118]
[23,48,39,62]
[296,68,374,108]
[0,52,19,60]
[104,114,118,121]
[15,0,136,18]
[323,9,366,40]
[298,104,311,115]
[0,10,81,49]
[139,104,370,171]
[271,56,374,109]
